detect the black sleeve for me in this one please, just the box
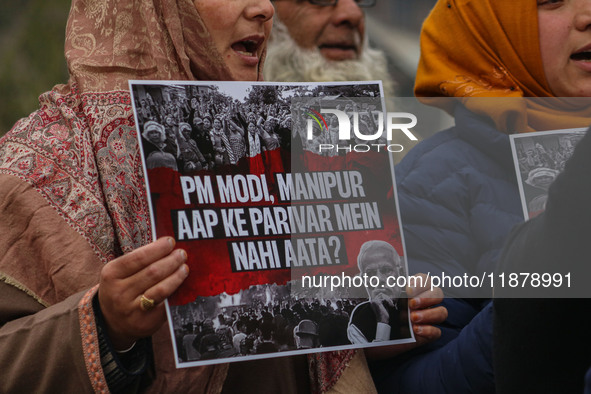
[493,129,591,394]
[93,295,154,393]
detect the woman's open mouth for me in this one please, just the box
[570,45,591,73]
[571,51,591,62]
[231,36,264,65]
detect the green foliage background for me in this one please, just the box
[0,0,71,136]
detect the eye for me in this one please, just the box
[365,268,378,277]
[537,0,564,9]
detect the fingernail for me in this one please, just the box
[181,264,189,276]
[411,311,422,323]
[179,249,187,261]
[410,297,420,309]
[414,325,423,335]
[166,237,175,248]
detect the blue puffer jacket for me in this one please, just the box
[371,105,524,393]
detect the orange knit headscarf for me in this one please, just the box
[415,0,591,133]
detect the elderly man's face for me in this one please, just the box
[273,0,365,61]
[361,249,401,302]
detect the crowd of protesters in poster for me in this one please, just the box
[133,83,383,177]
[512,130,585,217]
[169,281,409,363]
[170,285,358,362]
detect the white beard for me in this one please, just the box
[263,18,396,99]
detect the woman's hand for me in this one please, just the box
[365,273,447,360]
[406,273,447,345]
[98,237,189,350]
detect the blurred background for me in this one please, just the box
[0,0,437,136]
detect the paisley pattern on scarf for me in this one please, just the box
[0,85,151,262]
[440,66,515,97]
[65,0,235,93]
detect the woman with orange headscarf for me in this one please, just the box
[369,0,591,392]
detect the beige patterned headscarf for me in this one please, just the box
[64,0,238,93]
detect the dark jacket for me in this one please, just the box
[494,129,591,394]
[371,105,523,393]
